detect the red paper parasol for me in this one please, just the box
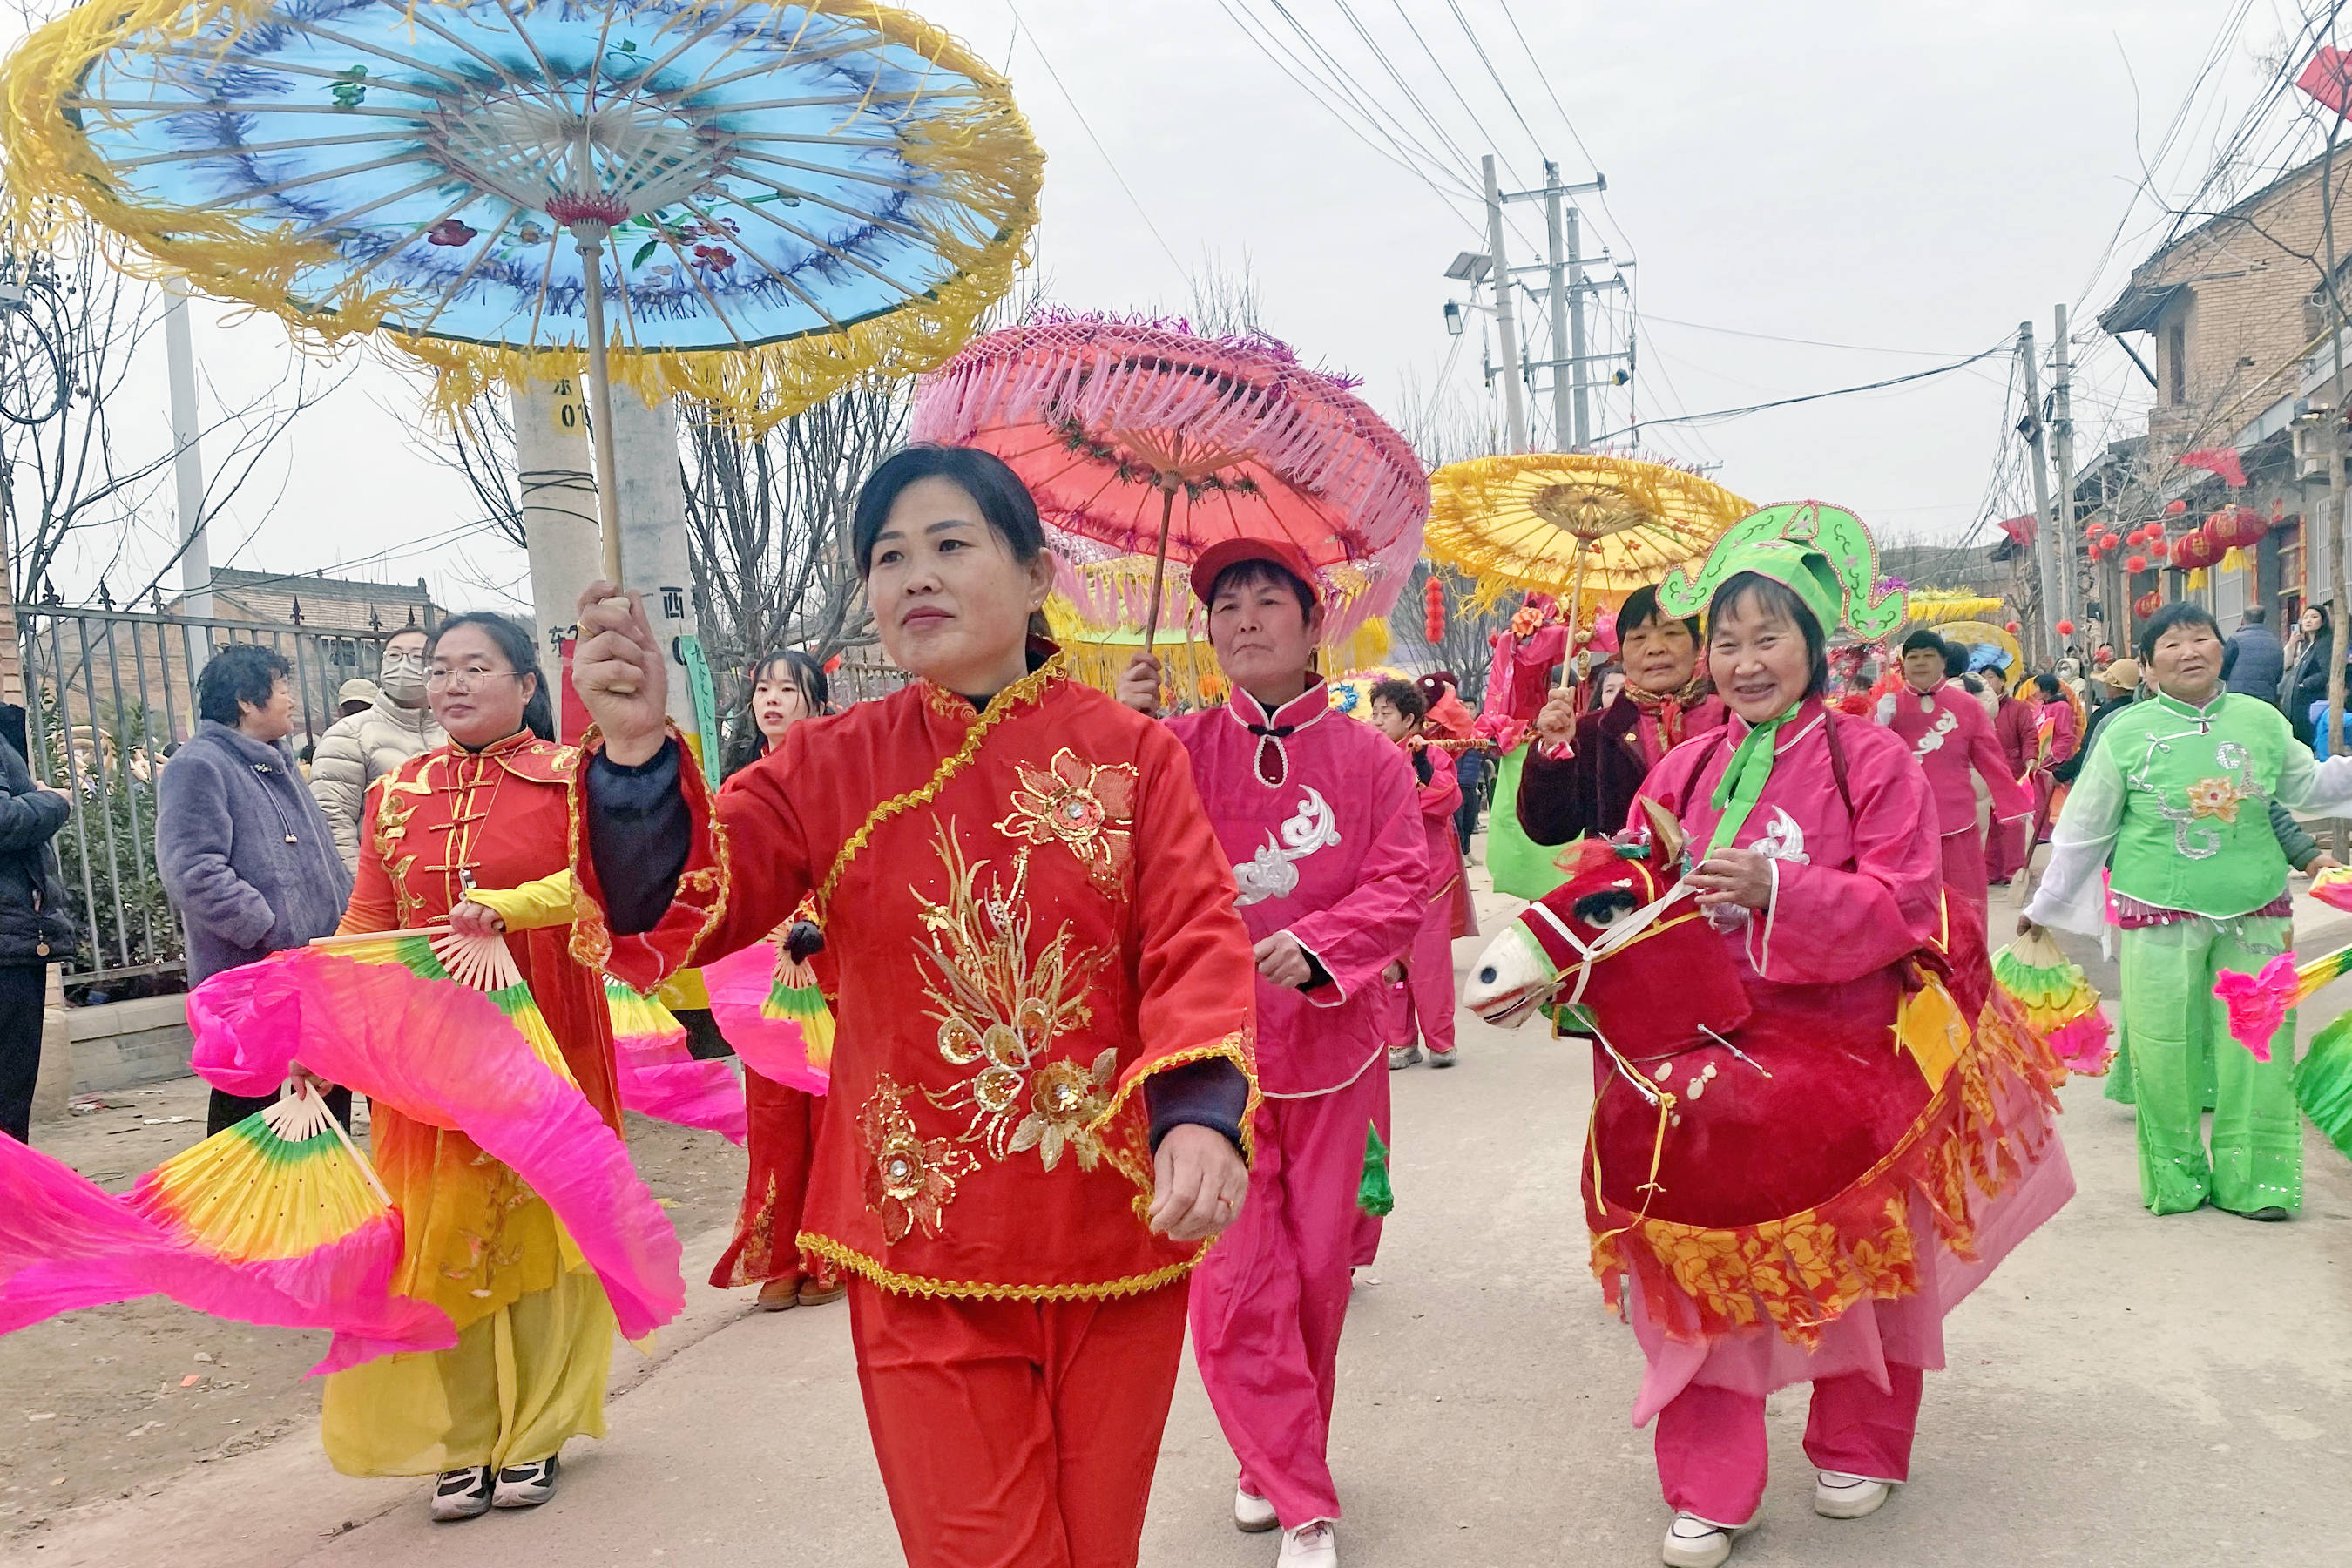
[909,312,1429,646]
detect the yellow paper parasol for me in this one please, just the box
[1907,592,2009,625]
[1931,619,2024,678]
[1423,454,1754,618]
[1043,596,1390,705]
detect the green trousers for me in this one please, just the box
[2116,917,2301,1215]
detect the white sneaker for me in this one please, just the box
[1661,1511,1744,1568]
[1233,1486,1279,1532]
[491,1455,559,1509]
[429,1466,492,1522]
[1278,1520,1338,1565]
[1387,1044,1422,1070]
[1813,1470,1894,1519]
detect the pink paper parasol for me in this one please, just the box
[909,312,1429,646]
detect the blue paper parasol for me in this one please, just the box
[6,0,1041,576]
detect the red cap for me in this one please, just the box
[1186,537,1321,607]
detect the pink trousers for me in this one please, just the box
[1190,1060,1387,1530]
[1654,1366,1925,1527]
[1392,904,1457,1055]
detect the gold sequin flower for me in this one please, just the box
[1008,1048,1119,1172]
[860,1076,979,1244]
[2185,774,2254,824]
[996,748,1138,896]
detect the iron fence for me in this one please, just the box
[16,604,399,994]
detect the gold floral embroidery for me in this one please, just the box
[995,749,1138,896]
[859,1076,978,1243]
[2185,774,2254,823]
[1009,1048,1119,1170]
[914,825,1107,1162]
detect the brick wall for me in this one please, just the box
[2136,156,2352,458]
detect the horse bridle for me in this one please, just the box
[1519,873,1699,1012]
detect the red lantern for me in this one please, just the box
[2004,619,2021,633]
[2133,591,2160,618]
[2100,531,2122,550]
[2151,537,2170,558]
[2207,504,2268,551]
[2126,553,2148,573]
[1423,576,1446,644]
[2056,619,2076,638]
[2172,528,2219,571]
[2165,498,2188,515]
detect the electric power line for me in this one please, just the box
[1589,339,2017,446]
[1003,1,1191,280]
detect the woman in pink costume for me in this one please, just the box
[1463,504,2072,1568]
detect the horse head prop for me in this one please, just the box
[1463,800,1754,1051]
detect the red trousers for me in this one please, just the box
[710,1070,820,1288]
[1191,1064,1387,1529]
[850,1280,1188,1568]
[1654,1366,1925,1527]
[1939,827,1993,1019]
[1391,902,1458,1055]
[1984,815,2028,884]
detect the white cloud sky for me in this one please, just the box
[16,0,2311,611]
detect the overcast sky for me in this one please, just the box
[21,0,2317,612]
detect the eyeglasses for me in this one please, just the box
[424,667,520,693]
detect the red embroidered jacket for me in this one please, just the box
[570,656,1259,1300]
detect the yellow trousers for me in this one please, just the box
[321,1268,614,1477]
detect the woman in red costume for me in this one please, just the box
[708,649,845,1311]
[568,444,1260,1568]
[318,612,620,1522]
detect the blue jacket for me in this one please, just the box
[2222,622,2286,702]
[155,721,352,984]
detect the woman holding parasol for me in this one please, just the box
[569,444,1259,1568]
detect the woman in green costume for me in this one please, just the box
[2022,602,2352,1219]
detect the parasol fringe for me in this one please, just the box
[1,0,1043,434]
[1424,453,1753,603]
[909,313,1428,639]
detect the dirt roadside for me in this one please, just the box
[0,1075,752,1543]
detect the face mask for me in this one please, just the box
[380,647,427,700]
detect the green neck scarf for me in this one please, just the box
[1707,714,1788,858]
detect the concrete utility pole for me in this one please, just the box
[611,388,719,783]
[1483,154,1528,453]
[511,377,600,652]
[2017,319,2061,665]
[162,288,213,676]
[1541,160,1585,449]
[2051,304,2078,637]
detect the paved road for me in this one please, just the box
[12,877,2352,1568]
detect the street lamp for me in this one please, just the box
[1443,300,1463,335]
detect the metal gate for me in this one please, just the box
[16,604,398,992]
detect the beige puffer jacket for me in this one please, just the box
[308,692,444,868]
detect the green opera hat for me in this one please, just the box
[1657,500,1906,640]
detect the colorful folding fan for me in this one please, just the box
[701,940,835,1094]
[2295,1012,2352,1162]
[2212,943,2352,1058]
[1992,928,2113,1074]
[605,977,746,1145]
[187,927,685,1341]
[0,1089,454,1374]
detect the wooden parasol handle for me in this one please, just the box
[1140,481,1179,654]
